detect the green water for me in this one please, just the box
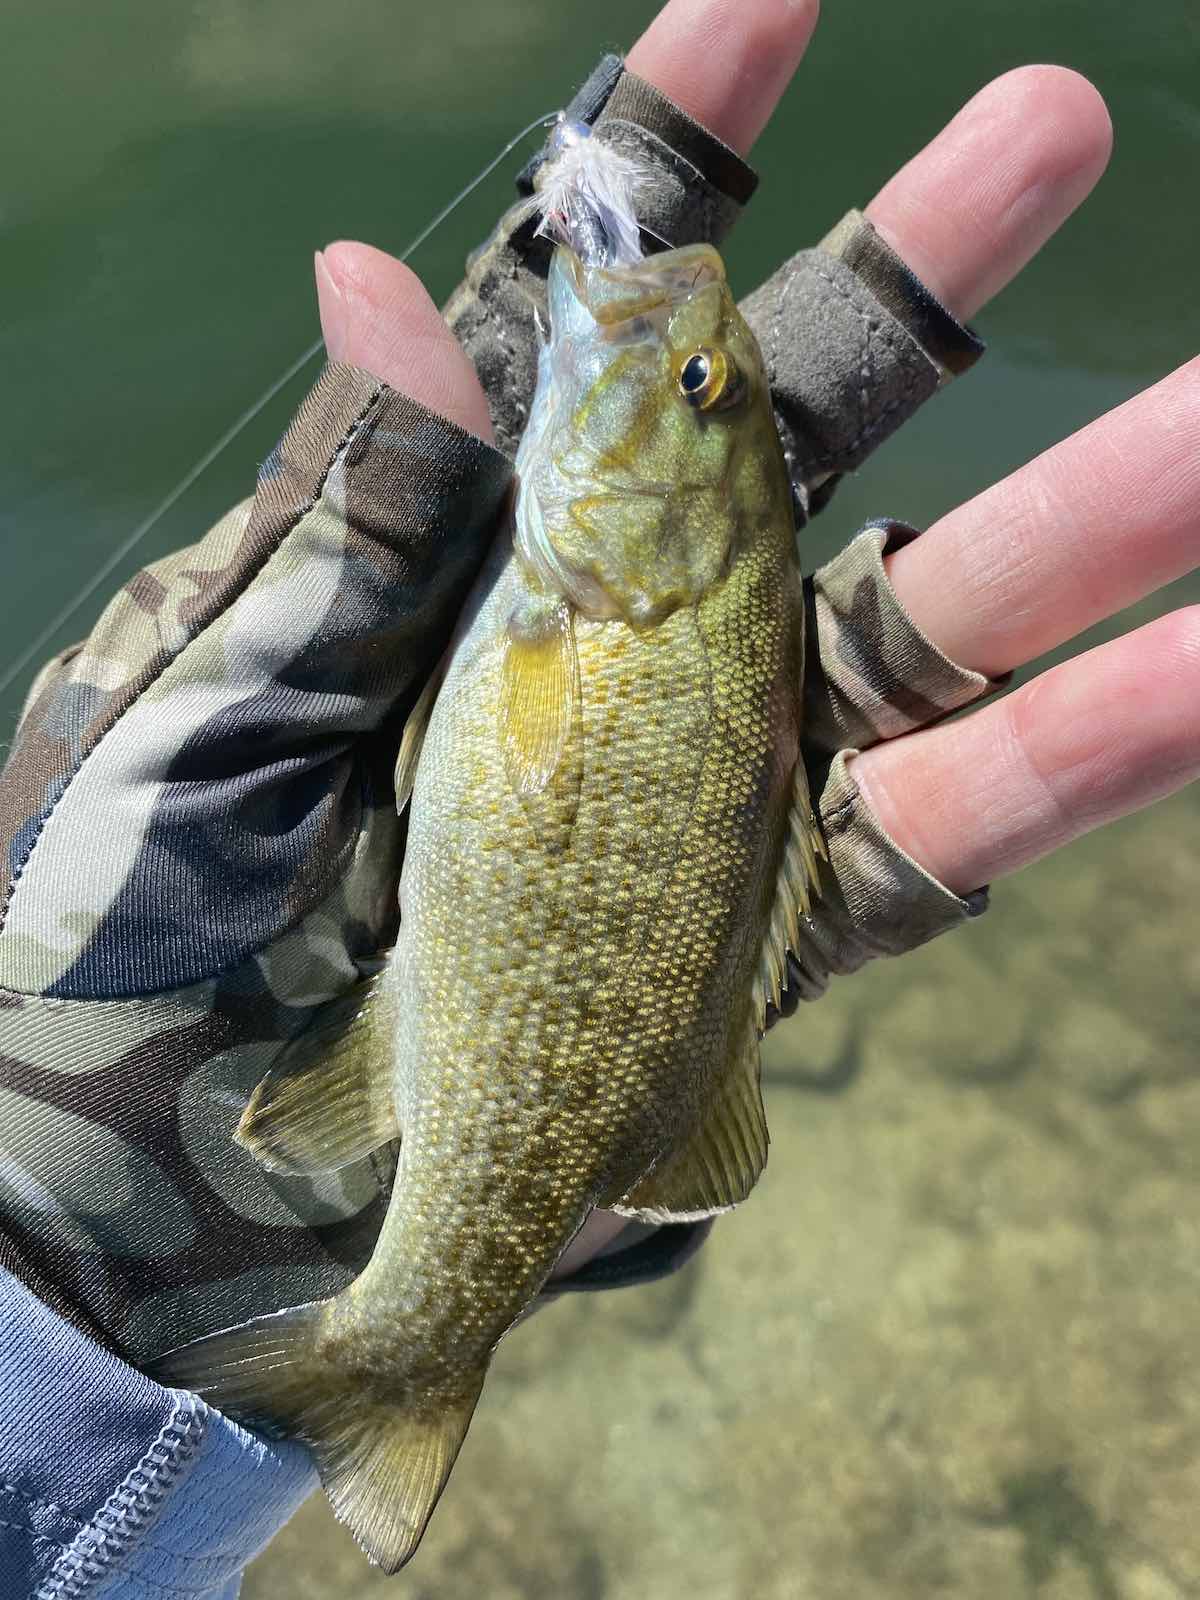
[4,2,1198,1595]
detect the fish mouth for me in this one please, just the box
[561,242,727,333]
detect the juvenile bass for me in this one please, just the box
[157,152,822,1571]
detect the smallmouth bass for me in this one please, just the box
[156,189,823,1572]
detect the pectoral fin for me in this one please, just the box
[612,1013,768,1223]
[236,973,398,1174]
[499,596,579,797]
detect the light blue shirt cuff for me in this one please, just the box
[0,1270,315,1599]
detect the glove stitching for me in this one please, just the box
[791,259,925,473]
[0,387,385,941]
[857,294,871,449]
[769,268,796,420]
[820,789,859,829]
[767,273,803,502]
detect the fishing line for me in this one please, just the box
[0,108,558,706]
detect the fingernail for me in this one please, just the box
[314,248,350,362]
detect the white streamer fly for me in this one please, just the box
[519,116,649,268]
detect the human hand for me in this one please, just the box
[0,302,512,1361]
[330,0,1197,913]
[317,0,1195,1259]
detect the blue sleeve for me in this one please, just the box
[0,1271,314,1600]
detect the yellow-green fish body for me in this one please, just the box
[159,235,822,1572]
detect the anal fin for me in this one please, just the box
[237,972,399,1174]
[612,1011,768,1224]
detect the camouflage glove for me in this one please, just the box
[0,370,511,1364]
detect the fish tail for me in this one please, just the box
[151,1302,486,1572]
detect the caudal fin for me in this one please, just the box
[150,1303,486,1572]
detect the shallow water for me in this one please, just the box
[3,1,1199,1595]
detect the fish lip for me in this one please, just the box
[558,243,727,332]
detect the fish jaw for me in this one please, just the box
[514,242,790,630]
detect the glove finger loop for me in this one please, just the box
[805,519,1007,757]
[445,56,759,460]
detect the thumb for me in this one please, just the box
[315,242,494,445]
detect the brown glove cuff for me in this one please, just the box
[740,210,985,516]
[804,519,1004,756]
[770,750,988,1011]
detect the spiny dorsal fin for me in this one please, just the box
[498,594,579,797]
[237,972,399,1174]
[611,1010,768,1223]
[394,661,445,814]
[150,1303,487,1573]
[757,759,827,1021]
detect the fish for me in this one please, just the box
[153,140,824,1572]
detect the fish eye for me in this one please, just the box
[680,352,711,396]
[676,346,744,412]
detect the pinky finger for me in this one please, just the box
[849,610,1200,896]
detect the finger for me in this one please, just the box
[865,66,1112,321]
[316,242,494,442]
[626,0,820,155]
[886,357,1200,680]
[850,608,1200,896]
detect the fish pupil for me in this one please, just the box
[680,353,710,396]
